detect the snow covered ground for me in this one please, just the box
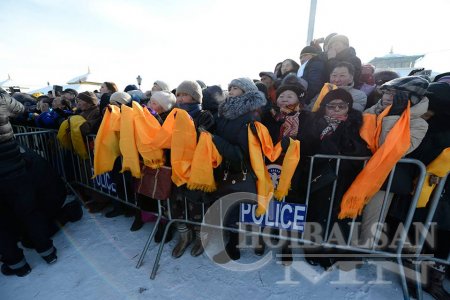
[0,205,443,300]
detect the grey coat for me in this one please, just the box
[0,89,24,143]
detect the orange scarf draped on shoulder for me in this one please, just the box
[187,131,223,192]
[93,105,121,177]
[417,147,450,208]
[248,121,301,216]
[132,101,165,169]
[311,83,338,112]
[338,102,411,219]
[120,104,141,178]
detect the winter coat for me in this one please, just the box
[0,89,24,143]
[364,97,429,155]
[389,114,450,230]
[35,109,73,129]
[339,84,367,112]
[301,55,328,105]
[326,47,362,88]
[78,105,102,137]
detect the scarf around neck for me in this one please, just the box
[177,103,202,118]
[320,115,347,139]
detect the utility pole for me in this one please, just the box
[306,0,318,45]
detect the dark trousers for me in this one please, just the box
[0,174,53,265]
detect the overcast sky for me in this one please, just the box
[1,0,450,91]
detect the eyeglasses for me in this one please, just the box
[325,103,348,110]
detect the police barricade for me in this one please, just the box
[140,153,435,300]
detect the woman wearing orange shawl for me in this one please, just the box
[210,78,267,264]
[359,76,429,248]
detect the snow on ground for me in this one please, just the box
[0,205,440,300]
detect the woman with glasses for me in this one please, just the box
[292,88,369,269]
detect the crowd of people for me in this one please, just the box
[1,33,449,299]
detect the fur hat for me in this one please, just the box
[77,91,98,105]
[176,80,203,103]
[380,76,429,97]
[319,88,353,113]
[150,91,176,112]
[154,80,170,91]
[328,34,349,47]
[110,91,132,105]
[228,77,258,94]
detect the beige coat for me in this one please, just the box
[0,89,24,143]
[364,97,429,154]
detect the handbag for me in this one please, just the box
[136,165,172,200]
[309,160,338,193]
[214,160,257,199]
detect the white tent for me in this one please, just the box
[0,74,30,92]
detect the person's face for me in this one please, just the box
[277,90,299,108]
[281,60,294,75]
[152,83,162,92]
[328,41,347,54]
[62,92,75,101]
[300,53,313,65]
[76,99,91,111]
[330,67,353,87]
[100,84,109,94]
[40,102,50,112]
[48,91,54,99]
[148,99,164,114]
[176,92,195,104]
[52,98,63,109]
[260,75,274,88]
[325,99,349,118]
[228,86,244,97]
[381,89,396,107]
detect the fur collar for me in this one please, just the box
[218,91,266,120]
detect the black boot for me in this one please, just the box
[424,264,450,300]
[130,213,144,232]
[57,201,83,225]
[41,247,57,264]
[191,227,208,257]
[154,222,173,243]
[105,206,125,218]
[1,263,31,277]
[213,231,240,264]
[281,243,293,266]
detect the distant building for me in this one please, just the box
[369,49,425,76]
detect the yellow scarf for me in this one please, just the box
[417,147,450,208]
[93,106,121,177]
[338,103,411,219]
[132,101,165,169]
[311,83,338,112]
[57,115,88,159]
[249,122,301,216]
[187,131,223,192]
[119,105,141,178]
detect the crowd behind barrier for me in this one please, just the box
[12,124,449,300]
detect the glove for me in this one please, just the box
[281,136,290,152]
[196,111,214,131]
[388,90,409,116]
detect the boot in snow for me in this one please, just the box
[172,223,192,258]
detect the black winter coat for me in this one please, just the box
[301,55,328,105]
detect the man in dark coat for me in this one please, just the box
[297,46,327,105]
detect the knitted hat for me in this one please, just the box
[150,91,176,112]
[110,91,131,105]
[77,91,98,105]
[300,46,320,56]
[426,82,450,115]
[176,80,203,103]
[228,77,258,94]
[319,88,353,113]
[328,34,349,47]
[154,80,170,91]
[380,76,429,97]
[259,72,276,81]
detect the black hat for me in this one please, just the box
[320,88,353,109]
[259,71,276,81]
[426,82,450,115]
[300,46,320,56]
[63,88,78,97]
[276,82,305,100]
[124,84,138,92]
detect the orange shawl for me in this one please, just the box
[187,131,223,192]
[338,103,411,219]
[93,105,121,177]
[119,105,141,178]
[249,122,301,216]
[311,83,338,112]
